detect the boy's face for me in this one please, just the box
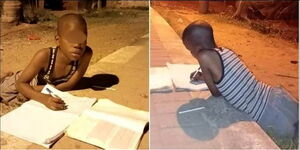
[183,40,199,59]
[57,31,87,61]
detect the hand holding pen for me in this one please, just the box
[190,67,204,81]
[44,88,68,111]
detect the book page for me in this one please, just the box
[84,109,147,133]
[91,99,149,124]
[67,112,142,149]
[0,103,77,148]
[104,125,141,149]
[66,99,149,149]
[150,67,173,93]
[0,85,97,148]
[25,84,97,115]
[166,63,208,91]
[85,119,140,149]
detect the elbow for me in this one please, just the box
[15,80,22,91]
[212,92,222,97]
[210,89,222,97]
[15,79,29,92]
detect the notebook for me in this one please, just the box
[166,63,208,92]
[0,84,97,148]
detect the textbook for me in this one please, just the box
[0,84,97,148]
[66,99,149,149]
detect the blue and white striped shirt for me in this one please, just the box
[215,47,271,121]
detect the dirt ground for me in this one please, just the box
[151,2,298,101]
[0,8,149,115]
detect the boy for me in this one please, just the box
[182,20,298,147]
[1,13,93,111]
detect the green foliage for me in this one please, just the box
[23,8,57,24]
[35,9,57,22]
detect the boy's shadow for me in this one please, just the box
[176,96,253,141]
[73,74,119,91]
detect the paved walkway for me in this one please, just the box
[1,34,149,149]
[150,7,279,149]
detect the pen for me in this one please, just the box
[45,87,68,109]
[46,88,61,99]
[191,67,201,81]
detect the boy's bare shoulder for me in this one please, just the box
[34,48,50,59]
[198,49,214,61]
[30,48,51,68]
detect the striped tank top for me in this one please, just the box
[37,47,78,85]
[215,47,271,121]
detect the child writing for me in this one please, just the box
[1,13,93,111]
[182,20,298,147]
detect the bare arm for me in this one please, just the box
[198,52,222,97]
[16,49,66,110]
[33,85,46,92]
[55,47,93,91]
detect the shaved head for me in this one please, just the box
[182,20,216,51]
[57,13,87,43]
[57,13,87,37]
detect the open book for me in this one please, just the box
[150,63,208,93]
[0,84,97,148]
[66,99,149,149]
[166,63,208,92]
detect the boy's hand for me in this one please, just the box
[190,71,204,81]
[44,95,67,111]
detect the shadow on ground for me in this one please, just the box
[177,96,253,141]
[73,74,119,91]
